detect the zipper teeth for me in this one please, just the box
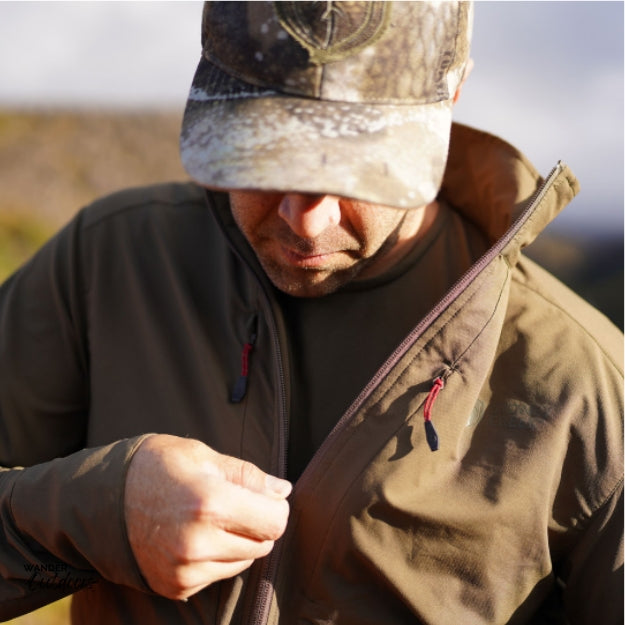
[244,266,289,625]
[295,162,562,494]
[249,293,288,625]
[268,308,289,480]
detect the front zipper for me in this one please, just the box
[211,163,565,625]
[250,162,565,625]
[293,162,564,498]
[245,286,288,625]
[228,242,289,625]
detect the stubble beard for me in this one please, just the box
[258,217,406,298]
[260,254,366,297]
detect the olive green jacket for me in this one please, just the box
[0,124,622,624]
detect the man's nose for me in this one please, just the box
[277,194,341,239]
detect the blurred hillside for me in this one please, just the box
[0,109,187,229]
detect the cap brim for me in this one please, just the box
[180,57,453,209]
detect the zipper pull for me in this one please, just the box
[231,316,258,403]
[423,377,445,451]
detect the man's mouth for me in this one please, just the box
[279,245,343,269]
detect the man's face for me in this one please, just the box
[228,191,428,297]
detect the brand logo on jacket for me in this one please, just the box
[23,561,98,592]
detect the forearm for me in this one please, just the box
[0,435,151,620]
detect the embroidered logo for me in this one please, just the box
[274,1,391,65]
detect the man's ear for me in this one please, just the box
[453,58,474,104]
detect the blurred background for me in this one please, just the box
[0,2,622,624]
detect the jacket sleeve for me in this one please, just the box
[555,345,624,625]
[0,214,150,619]
[561,481,624,625]
[0,437,151,620]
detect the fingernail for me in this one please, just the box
[265,475,292,497]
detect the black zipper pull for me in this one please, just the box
[231,316,258,403]
[423,376,445,451]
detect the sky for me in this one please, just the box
[0,1,622,236]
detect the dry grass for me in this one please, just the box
[0,108,187,230]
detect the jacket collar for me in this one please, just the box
[440,123,580,251]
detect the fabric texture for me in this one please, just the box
[0,124,622,624]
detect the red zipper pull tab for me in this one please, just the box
[231,316,258,403]
[423,377,444,451]
[231,342,254,402]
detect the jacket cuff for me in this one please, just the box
[10,434,154,593]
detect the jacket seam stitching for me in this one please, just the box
[370,259,506,416]
[401,260,504,385]
[82,194,205,233]
[447,267,511,376]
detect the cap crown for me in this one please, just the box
[201,1,473,105]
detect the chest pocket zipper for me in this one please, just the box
[231,314,258,403]
[423,367,454,451]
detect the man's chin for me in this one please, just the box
[263,263,359,298]
[271,274,344,298]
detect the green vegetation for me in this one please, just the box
[0,212,53,282]
[5,597,70,625]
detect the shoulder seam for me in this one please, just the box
[81,183,206,232]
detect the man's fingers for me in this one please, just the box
[137,516,277,600]
[197,475,290,541]
[177,559,253,599]
[181,526,276,565]
[124,435,292,598]
[157,558,256,601]
[158,531,275,600]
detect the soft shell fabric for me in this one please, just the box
[280,201,491,481]
[0,124,622,624]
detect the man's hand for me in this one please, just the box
[124,434,292,600]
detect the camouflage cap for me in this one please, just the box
[180,1,473,208]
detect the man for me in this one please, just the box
[0,2,622,624]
